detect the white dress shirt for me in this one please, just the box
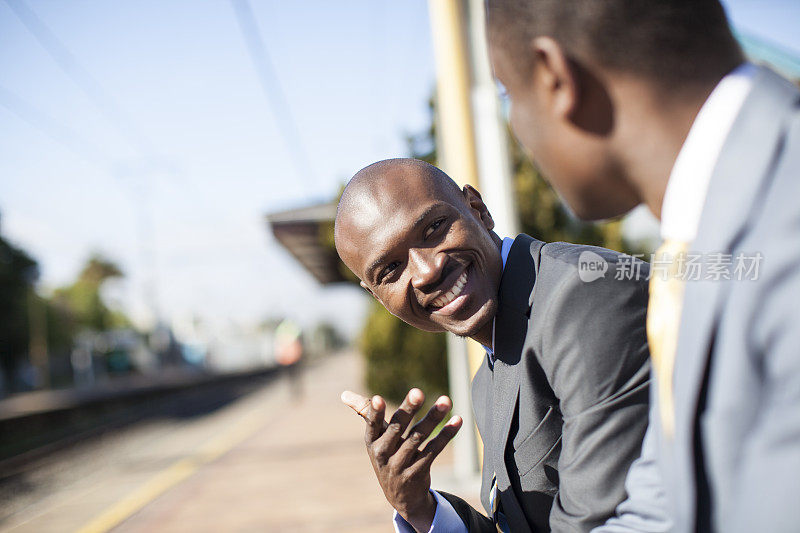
[393,236,514,533]
[661,63,757,243]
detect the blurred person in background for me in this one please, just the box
[275,319,304,398]
[485,0,800,531]
[336,159,651,532]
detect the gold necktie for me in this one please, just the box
[647,239,689,438]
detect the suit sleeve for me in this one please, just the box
[593,407,673,532]
[537,257,654,531]
[437,491,497,533]
[727,246,800,532]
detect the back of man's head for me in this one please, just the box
[487,0,743,86]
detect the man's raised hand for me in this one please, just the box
[341,388,463,532]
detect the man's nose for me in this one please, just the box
[409,248,445,290]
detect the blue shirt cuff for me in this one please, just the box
[392,490,467,533]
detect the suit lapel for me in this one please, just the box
[671,66,799,518]
[491,234,542,527]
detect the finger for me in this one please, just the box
[364,395,386,443]
[417,415,463,466]
[341,390,371,418]
[378,388,425,451]
[341,391,386,443]
[393,396,452,467]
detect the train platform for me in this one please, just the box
[0,350,480,532]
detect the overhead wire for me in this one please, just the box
[0,84,113,170]
[2,0,168,322]
[3,0,166,167]
[229,0,315,187]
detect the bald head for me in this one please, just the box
[336,159,461,226]
[335,158,465,271]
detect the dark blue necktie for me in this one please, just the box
[489,475,511,533]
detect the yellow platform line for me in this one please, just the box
[76,412,264,533]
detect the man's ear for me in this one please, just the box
[530,36,579,120]
[463,184,495,231]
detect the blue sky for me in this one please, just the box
[0,0,436,336]
[1,0,798,338]
[724,0,800,57]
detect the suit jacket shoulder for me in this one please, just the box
[530,241,651,415]
[468,235,651,532]
[666,66,800,532]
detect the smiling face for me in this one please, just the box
[335,160,503,342]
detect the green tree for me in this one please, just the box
[0,220,131,393]
[0,227,39,392]
[52,254,129,332]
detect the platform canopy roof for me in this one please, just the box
[265,201,352,285]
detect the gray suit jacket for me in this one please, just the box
[598,66,800,533]
[442,234,651,532]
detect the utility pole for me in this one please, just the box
[427,0,518,484]
[466,0,519,238]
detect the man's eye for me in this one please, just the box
[380,261,401,281]
[425,218,446,239]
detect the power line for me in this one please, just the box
[0,84,112,170]
[229,0,315,186]
[3,0,160,161]
[3,0,168,325]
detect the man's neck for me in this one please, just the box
[470,319,494,348]
[609,77,721,221]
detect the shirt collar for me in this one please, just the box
[500,236,514,270]
[660,62,757,243]
[484,236,514,359]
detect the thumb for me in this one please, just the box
[341,390,371,416]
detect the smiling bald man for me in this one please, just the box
[336,158,651,532]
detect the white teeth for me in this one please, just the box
[431,270,469,309]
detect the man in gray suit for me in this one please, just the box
[485,0,800,530]
[335,158,651,532]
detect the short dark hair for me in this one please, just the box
[487,0,743,85]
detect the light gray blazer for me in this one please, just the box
[441,234,651,532]
[598,66,800,533]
